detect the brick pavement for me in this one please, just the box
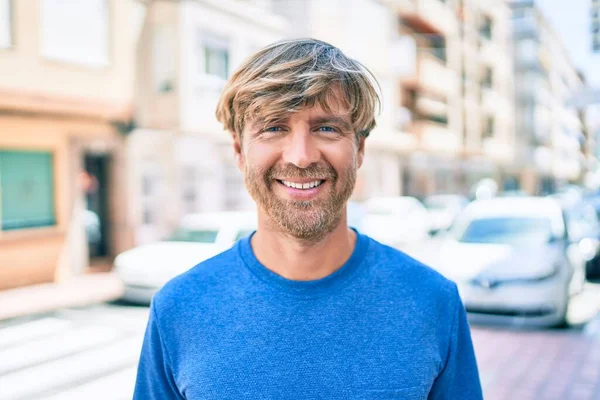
[472,327,600,400]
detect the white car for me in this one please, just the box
[361,196,431,247]
[423,194,469,234]
[114,211,257,304]
[420,197,584,327]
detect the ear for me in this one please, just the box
[233,135,245,171]
[356,136,366,169]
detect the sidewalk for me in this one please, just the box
[0,273,124,321]
[473,327,600,400]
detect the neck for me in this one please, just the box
[251,209,357,281]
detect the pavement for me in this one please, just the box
[473,326,600,400]
[0,273,124,321]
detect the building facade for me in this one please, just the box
[0,0,144,289]
[510,0,587,194]
[390,0,515,197]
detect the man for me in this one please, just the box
[134,38,483,399]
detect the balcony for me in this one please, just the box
[512,15,539,39]
[401,50,457,98]
[392,0,457,36]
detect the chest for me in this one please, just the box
[172,305,443,399]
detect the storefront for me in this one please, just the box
[0,111,134,290]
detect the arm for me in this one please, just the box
[133,300,185,400]
[428,285,483,399]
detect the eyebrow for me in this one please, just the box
[310,116,353,132]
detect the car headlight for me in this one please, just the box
[579,238,599,261]
[471,264,560,288]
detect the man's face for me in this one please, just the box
[235,95,365,242]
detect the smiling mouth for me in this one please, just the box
[277,180,325,190]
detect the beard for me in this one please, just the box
[245,159,357,243]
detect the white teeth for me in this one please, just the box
[281,180,323,190]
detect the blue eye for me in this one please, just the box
[264,126,282,132]
[318,126,337,133]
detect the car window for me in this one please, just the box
[565,205,600,239]
[168,229,219,243]
[456,217,553,245]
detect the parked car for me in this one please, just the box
[425,197,586,327]
[423,194,469,234]
[114,211,257,304]
[562,200,600,281]
[361,196,431,247]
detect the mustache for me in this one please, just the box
[267,163,337,181]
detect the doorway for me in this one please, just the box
[83,154,111,259]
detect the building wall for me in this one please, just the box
[0,0,143,289]
[0,114,131,289]
[135,1,180,131]
[0,0,142,109]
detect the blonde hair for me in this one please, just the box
[215,38,381,139]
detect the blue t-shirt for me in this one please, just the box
[134,232,482,399]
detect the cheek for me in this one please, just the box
[243,142,280,173]
[322,140,360,171]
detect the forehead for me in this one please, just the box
[248,89,352,125]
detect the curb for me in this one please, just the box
[0,273,124,321]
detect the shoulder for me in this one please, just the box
[151,244,243,314]
[362,235,459,304]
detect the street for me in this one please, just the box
[1,293,600,400]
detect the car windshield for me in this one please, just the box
[168,229,219,243]
[456,217,553,245]
[424,197,463,210]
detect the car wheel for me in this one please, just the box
[554,293,570,328]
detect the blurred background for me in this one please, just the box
[2,0,600,399]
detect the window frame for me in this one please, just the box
[200,32,230,80]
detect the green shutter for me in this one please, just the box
[0,151,56,230]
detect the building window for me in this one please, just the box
[422,114,448,125]
[0,0,12,49]
[483,116,495,138]
[41,0,110,67]
[479,15,493,41]
[140,162,160,226]
[517,38,537,64]
[182,166,198,214]
[481,67,493,89]
[428,35,446,63]
[201,33,229,80]
[0,151,56,231]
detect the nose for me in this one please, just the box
[282,128,321,169]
